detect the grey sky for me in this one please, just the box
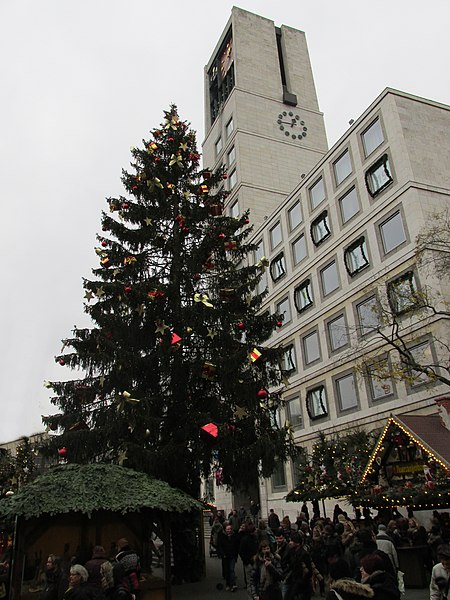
[1,0,449,442]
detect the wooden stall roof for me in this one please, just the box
[0,463,201,519]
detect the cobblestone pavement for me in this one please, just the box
[172,554,429,600]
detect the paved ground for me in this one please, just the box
[172,554,429,600]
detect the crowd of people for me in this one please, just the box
[208,505,450,600]
[40,538,141,600]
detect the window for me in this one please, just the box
[335,373,358,411]
[333,149,352,186]
[311,210,331,246]
[288,201,303,230]
[320,261,339,296]
[226,117,234,138]
[292,234,307,265]
[344,237,370,275]
[367,362,394,400]
[379,211,406,254]
[408,341,433,386]
[306,385,328,419]
[276,297,291,326]
[230,199,239,219]
[294,279,313,312]
[270,222,283,249]
[254,241,267,295]
[270,253,286,282]
[388,271,418,315]
[356,296,380,336]
[287,397,303,429]
[309,177,326,210]
[327,314,349,351]
[365,154,393,197]
[362,118,384,157]
[229,169,237,190]
[215,137,223,156]
[339,186,359,223]
[303,330,320,365]
[281,345,296,374]
[271,462,287,489]
[227,145,236,166]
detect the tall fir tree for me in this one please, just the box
[44,107,296,497]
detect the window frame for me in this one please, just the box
[361,117,384,158]
[215,136,223,157]
[344,236,370,276]
[227,145,236,166]
[355,294,381,337]
[378,210,407,255]
[310,210,331,247]
[333,148,353,187]
[294,278,313,313]
[365,153,393,198]
[338,185,360,225]
[326,313,349,353]
[320,259,340,297]
[387,270,419,315]
[271,461,287,491]
[308,176,326,211]
[270,221,283,250]
[305,384,328,420]
[334,371,359,413]
[286,396,303,430]
[225,117,234,138]
[280,344,296,375]
[292,233,307,266]
[302,329,321,366]
[270,252,286,282]
[276,296,292,326]
[229,169,237,190]
[366,359,395,403]
[229,199,239,219]
[287,200,303,231]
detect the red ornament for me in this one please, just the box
[218,233,226,240]
[124,285,132,293]
[236,322,245,330]
[168,137,174,141]
[190,153,200,161]
[245,218,250,224]
[58,447,67,457]
[257,389,268,399]
[276,321,283,328]
[200,422,219,445]
[132,186,137,191]
[193,273,201,281]
[101,241,107,247]
[404,481,413,488]
[154,130,161,137]
[182,227,189,233]
[59,359,65,366]
[122,203,129,209]
[222,173,228,179]
[425,480,435,490]
[155,157,161,162]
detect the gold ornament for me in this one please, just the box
[155,319,169,334]
[84,289,94,302]
[194,292,213,308]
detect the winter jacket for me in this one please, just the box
[430,562,450,600]
[217,531,239,559]
[248,553,283,600]
[239,532,259,566]
[362,570,400,600]
[375,534,398,571]
[326,578,374,600]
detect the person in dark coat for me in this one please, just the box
[239,522,259,586]
[248,542,283,600]
[100,562,133,600]
[85,546,108,597]
[268,509,281,531]
[326,558,374,600]
[281,532,313,600]
[63,565,93,600]
[217,524,239,591]
[115,539,141,598]
[360,553,400,600]
[42,555,62,600]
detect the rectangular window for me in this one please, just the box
[270,253,286,282]
[320,260,339,296]
[387,271,418,315]
[408,341,432,386]
[356,296,380,336]
[306,385,328,419]
[339,186,359,223]
[229,169,237,190]
[254,241,267,295]
[311,210,331,246]
[276,297,291,325]
[335,373,358,411]
[215,137,223,156]
[362,118,384,157]
[281,345,296,374]
[333,149,352,186]
[365,154,393,197]
[226,117,234,138]
[344,237,369,275]
[292,234,307,265]
[227,145,236,166]
[327,314,349,351]
[230,199,239,219]
[380,211,406,254]
[309,177,326,210]
[294,279,313,312]
[303,330,320,364]
[271,462,286,489]
[270,222,283,250]
[367,362,394,400]
[288,201,302,230]
[287,397,303,429]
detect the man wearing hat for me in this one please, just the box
[376,524,399,572]
[282,532,313,600]
[430,544,450,600]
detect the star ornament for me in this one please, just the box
[155,319,169,334]
[84,289,94,302]
[144,217,152,226]
[207,328,217,339]
[95,286,105,298]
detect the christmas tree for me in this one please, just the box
[44,106,296,497]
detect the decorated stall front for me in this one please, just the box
[0,463,202,600]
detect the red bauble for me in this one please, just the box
[404,481,413,488]
[168,137,174,142]
[182,227,189,233]
[245,218,250,224]
[222,173,228,179]
[155,157,161,162]
[218,233,226,240]
[102,241,107,247]
[59,359,65,366]
[236,322,245,330]
[124,286,132,293]
[58,447,67,457]
[276,321,283,328]
[122,203,129,209]
[257,389,268,399]
[132,186,137,191]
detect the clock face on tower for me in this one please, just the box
[276,111,308,141]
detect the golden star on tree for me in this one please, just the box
[155,319,169,334]
[99,375,105,387]
[135,304,145,317]
[84,289,94,302]
[144,217,152,226]
[234,406,248,419]
[95,286,105,298]
[207,328,217,339]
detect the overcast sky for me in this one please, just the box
[1,0,449,443]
